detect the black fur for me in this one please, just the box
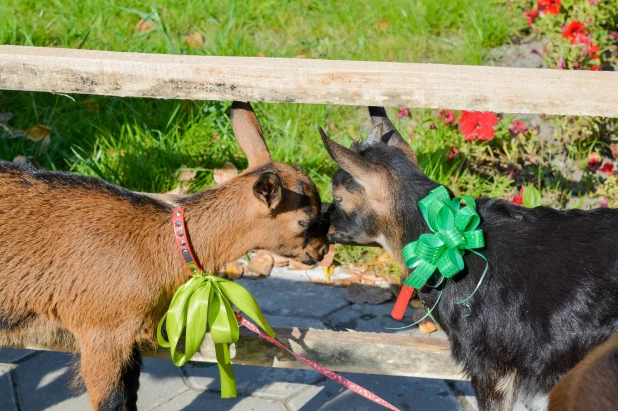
[121,345,142,411]
[323,110,618,410]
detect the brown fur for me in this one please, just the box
[548,332,618,410]
[0,101,327,410]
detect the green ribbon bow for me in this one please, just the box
[402,186,485,289]
[157,273,274,398]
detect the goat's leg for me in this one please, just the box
[471,374,515,411]
[121,344,142,411]
[76,333,137,411]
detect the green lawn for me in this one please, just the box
[0,0,520,199]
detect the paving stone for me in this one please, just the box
[184,363,322,400]
[153,390,287,410]
[448,380,477,410]
[1,365,18,411]
[236,277,349,319]
[325,303,424,335]
[287,372,463,411]
[12,352,188,411]
[136,358,188,410]
[0,348,36,364]
[259,314,326,330]
[13,351,89,411]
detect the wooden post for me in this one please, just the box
[6,327,466,381]
[1,45,617,117]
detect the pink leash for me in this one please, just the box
[174,207,400,410]
[235,313,401,411]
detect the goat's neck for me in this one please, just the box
[180,183,256,274]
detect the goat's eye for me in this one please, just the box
[298,221,308,228]
[334,195,342,203]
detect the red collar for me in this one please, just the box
[172,207,202,275]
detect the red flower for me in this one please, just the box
[524,9,539,26]
[459,111,499,141]
[590,65,602,71]
[600,163,614,175]
[512,187,524,205]
[562,21,587,44]
[589,0,599,5]
[439,109,457,125]
[445,147,458,161]
[538,0,560,15]
[588,152,602,172]
[588,44,600,59]
[397,108,410,118]
[509,120,528,135]
[612,32,618,40]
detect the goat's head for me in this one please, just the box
[318,107,436,260]
[227,102,329,265]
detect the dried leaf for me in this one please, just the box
[0,112,13,123]
[295,54,307,59]
[271,253,290,267]
[26,125,52,142]
[183,32,204,48]
[318,247,336,267]
[289,259,315,270]
[218,261,245,280]
[82,98,99,111]
[419,318,439,334]
[611,143,618,159]
[246,250,274,277]
[135,19,154,32]
[36,136,51,155]
[378,20,389,30]
[12,155,27,164]
[213,162,238,185]
[257,51,265,57]
[344,283,392,305]
[178,168,197,182]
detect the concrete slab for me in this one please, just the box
[1,365,18,411]
[287,372,463,411]
[184,363,322,400]
[0,348,36,364]
[12,351,89,411]
[136,357,188,410]
[153,390,287,411]
[236,278,349,319]
[12,352,190,411]
[325,303,424,336]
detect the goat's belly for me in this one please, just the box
[0,315,76,351]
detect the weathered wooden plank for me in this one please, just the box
[0,45,617,117]
[8,326,467,381]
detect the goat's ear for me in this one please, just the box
[231,101,272,168]
[253,170,282,210]
[368,106,417,163]
[318,126,386,200]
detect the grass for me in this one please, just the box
[0,0,520,196]
[0,1,523,276]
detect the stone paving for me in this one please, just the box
[0,267,481,411]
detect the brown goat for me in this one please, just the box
[0,101,329,410]
[548,332,618,410]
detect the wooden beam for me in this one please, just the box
[1,45,617,117]
[8,327,466,381]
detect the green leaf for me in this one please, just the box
[523,186,542,208]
